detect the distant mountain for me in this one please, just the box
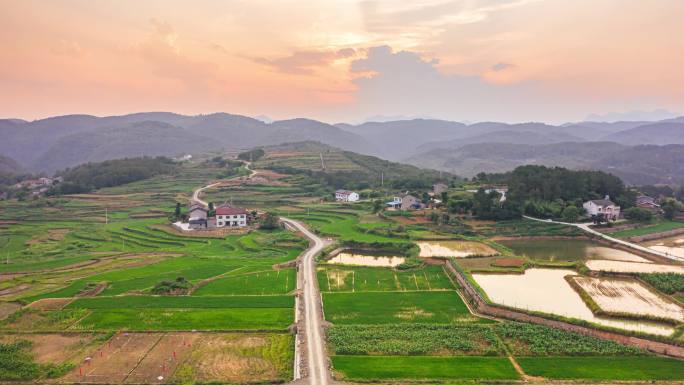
[0,155,23,174]
[585,109,681,122]
[601,122,684,145]
[0,112,378,173]
[405,141,684,185]
[416,130,583,153]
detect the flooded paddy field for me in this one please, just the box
[585,259,684,274]
[644,235,684,259]
[499,239,649,263]
[570,276,684,323]
[417,240,498,258]
[472,268,675,336]
[327,251,405,267]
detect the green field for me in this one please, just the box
[318,265,455,292]
[194,268,296,295]
[323,291,485,324]
[332,356,519,380]
[67,295,293,309]
[517,356,684,380]
[611,220,684,238]
[73,308,293,331]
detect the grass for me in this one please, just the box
[332,355,519,380]
[318,265,455,292]
[517,356,684,380]
[67,295,293,309]
[322,291,487,324]
[611,220,684,238]
[72,308,293,331]
[194,268,296,295]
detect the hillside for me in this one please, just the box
[405,141,684,185]
[253,141,452,189]
[601,122,684,145]
[0,155,23,174]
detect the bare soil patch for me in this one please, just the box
[0,333,99,364]
[25,297,73,311]
[0,301,21,320]
[491,258,525,268]
[26,228,70,246]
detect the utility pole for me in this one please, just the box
[319,152,326,170]
[105,207,108,225]
[381,171,384,187]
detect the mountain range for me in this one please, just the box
[1,112,683,185]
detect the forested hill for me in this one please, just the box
[50,157,177,195]
[253,141,454,190]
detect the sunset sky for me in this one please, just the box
[1,0,683,123]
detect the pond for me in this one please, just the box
[472,268,674,336]
[417,241,498,258]
[328,252,406,267]
[500,239,649,263]
[644,236,684,259]
[585,260,684,274]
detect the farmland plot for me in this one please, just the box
[318,265,454,292]
[417,240,497,258]
[570,276,684,323]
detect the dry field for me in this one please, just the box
[60,332,290,384]
[571,276,684,323]
[417,240,498,258]
[0,333,100,364]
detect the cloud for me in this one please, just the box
[491,62,514,71]
[51,39,84,57]
[251,48,357,75]
[346,46,549,122]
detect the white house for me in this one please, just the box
[215,205,248,227]
[386,193,422,210]
[335,189,359,202]
[583,195,621,221]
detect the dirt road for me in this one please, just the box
[280,218,330,385]
[190,161,256,208]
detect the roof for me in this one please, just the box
[587,199,616,207]
[215,205,248,215]
[189,204,207,212]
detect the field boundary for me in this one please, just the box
[445,259,684,359]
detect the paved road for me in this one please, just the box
[523,215,684,262]
[280,218,330,385]
[190,161,256,208]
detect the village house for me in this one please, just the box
[335,189,359,202]
[387,193,423,210]
[583,195,621,221]
[635,195,661,213]
[188,203,208,229]
[215,205,248,227]
[433,183,448,195]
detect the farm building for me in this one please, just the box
[635,195,661,213]
[583,196,621,221]
[215,205,248,227]
[188,203,208,229]
[335,189,359,202]
[433,183,448,195]
[387,193,423,210]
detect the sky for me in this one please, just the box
[1,0,683,124]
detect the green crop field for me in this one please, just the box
[611,220,684,238]
[323,291,485,324]
[73,308,293,331]
[318,265,455,292]
[194,268,296,295]
[332,356,519,380]
[517,356,684,380]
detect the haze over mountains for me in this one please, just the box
[1,112,683,185]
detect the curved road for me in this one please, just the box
[191,161,256,208]
[523,215,684,262]
[280,218,330,385]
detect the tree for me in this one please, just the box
[259,212,280,230]
[661,198,682,220]
[591,213,606,225]
[208,202,215,216]
[561,205,580,222]
[624,207,653,222]
[440,191,449,205]
[174,202,181,219]
[421,192,431,205]
[372,199,383,213]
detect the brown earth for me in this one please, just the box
[26,228,70,246]
[0,301,21,320]
[0,333,100,364]
[491,258,526,268]
[25,297,73,311]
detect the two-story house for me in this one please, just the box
[583,196,621,221]
[215,205,248,227]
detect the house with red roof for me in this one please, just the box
[215,204,248,227]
